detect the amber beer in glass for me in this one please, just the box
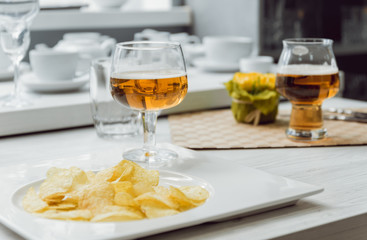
[110,41,188,167]
[110,71,188,111]
[276,39,339,141]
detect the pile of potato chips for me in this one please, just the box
[22,160,209,222]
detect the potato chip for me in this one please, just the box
[131,167,159,186]
[93,167,115,183]
[133,181,154,196]
[47,202,77,211]
[112,181,134,195]
[168,186,197,211]
[109,165,125,182]
[91,205,144,222]
[100,205,143,214]
[153,186,170,196]
[39,209,92,221]
[86,171,96,182]
[23,160,209,222]
[135,192,178,209]
[114,192,138,207]
[113,161,134,182]
[79,182,114,214]
[69,167,89,186]
[22,187,48,213]
[39,167,88,203]
[140,205,179,219]
[62,187,87,205]
[42,195,65,205]
[179,186,209,204]
[66,168,90,203]
[39,168,73,202]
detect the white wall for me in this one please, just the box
[186,0,260,54]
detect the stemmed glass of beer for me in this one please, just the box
[276,38,340,141]
[110,41,188,167]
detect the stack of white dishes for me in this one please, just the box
[23,32,116,93]
[193,36,253,72]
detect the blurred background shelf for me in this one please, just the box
[32,6,192,31]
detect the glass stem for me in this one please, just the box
[142,111,158,157]
[12,60,21,98]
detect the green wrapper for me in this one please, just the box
[224,79,279,124]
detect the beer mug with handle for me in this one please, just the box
[276,38,340,141]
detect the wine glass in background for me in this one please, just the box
[110,41,188,167]
[0,0,39,107]
[276,38,340,141]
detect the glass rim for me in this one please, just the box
[116,41,182,51]
[283,38,333,45]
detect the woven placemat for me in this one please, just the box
[168,108,367,149]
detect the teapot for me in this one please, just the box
[53,32,116,72]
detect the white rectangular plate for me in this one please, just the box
[0,146,322,240]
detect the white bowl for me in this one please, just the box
[203,36,253,64]
[239,56,274,73]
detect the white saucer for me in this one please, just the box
[192,57,239,72]
[22,72,89,93]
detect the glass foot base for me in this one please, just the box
[0,95,31,108]
[123,147,178,168]
[286,127,327,141]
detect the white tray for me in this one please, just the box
[0,146,322,240]
[0,68,232,137]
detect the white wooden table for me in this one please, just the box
[0,97,366,240]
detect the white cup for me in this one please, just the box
[30,50,79,81]
[203,36,253,63]
[239,56,274,73]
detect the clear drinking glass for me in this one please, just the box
[90,58,141,139]
[0,0,39,107]
[110,41,188,167]
[276,38,340,141]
